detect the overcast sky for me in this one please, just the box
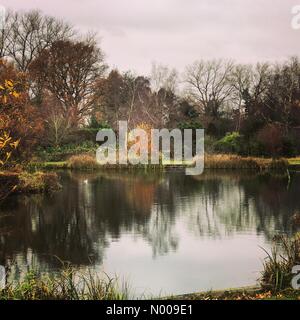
[2,0,300,74]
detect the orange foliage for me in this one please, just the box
[0,59,44,160]
[128,122,153,157]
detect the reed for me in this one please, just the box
[204,154,288,170]
[260,233,300,292]
[0,267,131,300]
[67,154,99,170]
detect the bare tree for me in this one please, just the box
[184,59,235,118]
[123,73,153,128]
[230,64,253,131]
[150,63,179,126]
[5,10,73,72]
[262,58,300,134]
[150,62,178,93]
[240,62,271,122]
[251,62,271,103]
[41,94,71,146]
[0,11,13,58]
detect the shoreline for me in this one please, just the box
[169,286,300,300]
[28,154,292,171]
[169,285,261,300]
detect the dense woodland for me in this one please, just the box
[1,10,300,162]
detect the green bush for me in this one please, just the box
[178,120,203,130]
[37,141,98,162]
[88,116,111,130]
[214,132,243,154]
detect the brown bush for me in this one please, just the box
[67,154,99,170]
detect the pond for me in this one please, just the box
[0,170,299,296]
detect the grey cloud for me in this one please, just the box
[1,0,299,74]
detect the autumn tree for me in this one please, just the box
[0,60,44,158]
[0,66,22,200]
[93,70,154,129]
[94,68,182,130]
[29,38,107,127]
[257,124,284,158]
[0,130,19,201]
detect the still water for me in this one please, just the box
[0,170,299,296]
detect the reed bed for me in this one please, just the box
[67,154,99,170]
[0,267,131,300]
[204,154,288,171]
[261,233,300,292]
[31,154,289,172]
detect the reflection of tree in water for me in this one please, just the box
[0,170,300,274]
[0,180,108,269]
[0,171,170,269]
[173,172,299,240]
[86,171,178,257]
[239,173,300,238]
[140,201,179,258]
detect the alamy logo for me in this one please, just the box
[0,265,5,290]
[0,5,5,30]
[291,265,300,290]
[96,121,205,176]
[291,5,300,30]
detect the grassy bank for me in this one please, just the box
[1,233,300,300]
[1,232,300,300]
[0,267,130,300]
[171,287,300,300]
[0,170,61,194]
[29,154,290,172]
[1,269,299,300]
[204,154,288,170]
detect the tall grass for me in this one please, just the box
[0,267,131,300]
[204,154,288,170]
[261,233,300,292]
[67,155,99,170]
[33,153,289,172]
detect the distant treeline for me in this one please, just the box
[1,10,300,158]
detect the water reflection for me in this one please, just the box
[0,170,299,294]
